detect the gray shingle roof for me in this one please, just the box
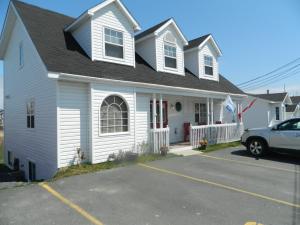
[291,96,300,104]
[135,18,171,41]
[12,0,244,95]
[250,92,287,102]
[286,104,297,112]
[184,34,210,51]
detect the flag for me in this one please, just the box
[238,98,257,120]
[224,95,236,114]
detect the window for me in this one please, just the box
[28,161,36,181]
[195,103,207,125]
[19,42,24,68]
[100,96,128,134]
[278,119,300,131]
[104,28,124,59]
[204,55,213,75]
[164,43,177,69]
[26,100,35,128]
[7,151,13,166]
[275,107,280,120]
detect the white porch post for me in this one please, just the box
[219,101,224,122]
[159,94,163,129]
[210,98,214,125]
[207,98,210,125]
[152,94,157,130]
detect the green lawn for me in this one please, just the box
[198,141,241,153]
[53,153,179,181]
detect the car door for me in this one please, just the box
[269,119,300,150]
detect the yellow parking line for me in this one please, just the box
[138,163,300,208]
[199,154,300,174]
[39,182,104,225]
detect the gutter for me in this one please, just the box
[49,71,247,99]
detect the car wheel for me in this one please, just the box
[247,139,268,157]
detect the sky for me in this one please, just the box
[0,0,300,108]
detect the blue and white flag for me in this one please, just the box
[224,95,236,114]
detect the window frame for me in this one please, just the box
[195,103,207,125]
[99,95,130,136]
[275,107,280,121]
[19,41,24,69]
[103,27,125,61]
[204,55,214,76]
[28,160,36,181]
[163,42,177,70]
[26,99,35,129]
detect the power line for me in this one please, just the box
[240,64,300,89]
[243,69,300,91]
[237,57,300,87]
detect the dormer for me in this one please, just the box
[184,34,222,81]
[65,0,141,67]
[135,18,188,76]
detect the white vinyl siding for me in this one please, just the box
[72,19,92,58]
[92,2,135,66]
[136,37,156,70]
[91,84,136,163]
[136,94,150,151]
[57,81,89,168]
[198,42,219,81]
[155,26,185,75]
[4,18,57,180]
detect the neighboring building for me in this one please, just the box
[0,0,245,180]
[242,92,293,129]
[289,96,300,118]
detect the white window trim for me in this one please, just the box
[102,26,125,62]
[19,41,24,69]
[98,94,130,136]
[204,55,214,76]
[26,99,35,129]
[163,42,178,71]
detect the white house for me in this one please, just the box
[242,92,295,129]
[0,0,245,180]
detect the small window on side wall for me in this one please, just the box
[7,151,13,166]
[164,43,177,69]
[104,28,124,59]
[28,161,36,181]
[204,55,213,76]
[275,107,280,120]
[27,100,35,128]
[19,42,24,68]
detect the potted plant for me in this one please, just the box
[198,139,208,150]
[160,146,169,156]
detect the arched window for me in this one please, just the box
[100,95,128,134]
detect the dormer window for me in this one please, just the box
[104,28,124,59]
[204,55,213,76]
[164,43,177,69]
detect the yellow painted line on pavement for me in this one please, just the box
[39,182,104,225]
[245,222,263,225]
[138,163,300,209]
[199,154,299,174]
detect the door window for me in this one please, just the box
[277,119,300,131]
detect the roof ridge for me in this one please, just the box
[12,0,75,20]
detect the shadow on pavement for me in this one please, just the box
[231,149,300,166]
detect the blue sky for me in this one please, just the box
[0,0,300,108]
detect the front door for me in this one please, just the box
[150,101,168,128]
[269,118,300,150]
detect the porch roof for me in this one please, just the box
[13,0,244,96]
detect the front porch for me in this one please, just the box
[148,93,244,152]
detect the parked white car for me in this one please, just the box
[241,118,300,156]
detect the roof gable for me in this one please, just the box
[185,34,222,56]
[65,0,140,32]
[136,18,188,45]
[291,96,300,104]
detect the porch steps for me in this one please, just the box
[169,143,201,156]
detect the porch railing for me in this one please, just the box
[149,127,170,153]
[190,123,244,149]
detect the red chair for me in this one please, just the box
[183,123,190,142]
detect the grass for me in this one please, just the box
[53,153,179,181]
[197,141,241,153]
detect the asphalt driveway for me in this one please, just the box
[0,146,299,225]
